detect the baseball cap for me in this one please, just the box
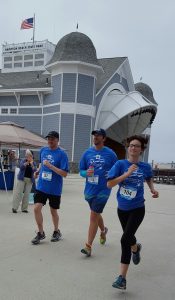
[45,131,59,139]
[91,128,106,137]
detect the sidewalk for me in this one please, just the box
[0,176,174,300]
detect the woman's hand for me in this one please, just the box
[150,189,159,198]
[34,170,39,179]
[126,164,138,176]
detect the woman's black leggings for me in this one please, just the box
[117,206,145,264]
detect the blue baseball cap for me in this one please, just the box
[91,128,106,137]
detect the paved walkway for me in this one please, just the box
[0,176,175,300]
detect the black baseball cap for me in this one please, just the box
[45,131,59,139]
[91,128,106,137]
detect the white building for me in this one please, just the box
[2,40,55,73]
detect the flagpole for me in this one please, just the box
[33,13,35,43]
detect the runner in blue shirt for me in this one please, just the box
[107,135,159,290]
[31,131,69,245]
[79,129,118,256]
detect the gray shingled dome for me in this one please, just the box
[47,32,100,66]
[135,82,157,105]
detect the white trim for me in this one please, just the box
[52,69,98,79]
[1,103,61,108]
[60,102,95,117]
[92,77,96,106]
[43,103,60,108]
[47,60,103,72]
[71,73,78,161]
[14,92,20,106]
[37,91,43,105]
[0,112,60,117]
[41,105,43,135]
[59,73,63,143]
[96,58,127,96]
[0,87,52,95]
[43,112,60,116]
[0,113,42,117]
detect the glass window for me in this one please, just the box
[1,108,8,114]
[4,57,12,62]
[35,60,44,66]
[24,54,33,60]
[4,63,12,68]
[14,63,22,68]
[35,53,44,59]
[10,108,17,114]
[14,55,22,61]
[24,61,33,67]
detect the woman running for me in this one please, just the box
[107,135,159,290]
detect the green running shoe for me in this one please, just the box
[100,227,108,245]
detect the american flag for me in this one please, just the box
[21,18,34,29]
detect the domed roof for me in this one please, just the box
[47,32,100,67]
[135,82,157,105]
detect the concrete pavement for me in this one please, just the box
[0,175,175,300]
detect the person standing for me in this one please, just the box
[12,149,36,213]
[79,129,118,256]
[107,135,159,290]
[31,131,69,245]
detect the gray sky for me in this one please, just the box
[0,0,174,163]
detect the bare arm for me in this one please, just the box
[107,164,138,188]
[146,178,159,198]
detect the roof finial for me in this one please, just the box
[140,76,143,81]
[76,23,78,31]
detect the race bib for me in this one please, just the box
[120,186,137,200]
[88,175,99,185]
[42,171,52,181]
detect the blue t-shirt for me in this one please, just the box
[108,159,153,211]
[37,147,69,196]
[79,146,118,199]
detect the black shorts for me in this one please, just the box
[34,190,61,209]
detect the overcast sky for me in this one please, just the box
[0,0,174,163]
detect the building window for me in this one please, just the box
[4,57,12,62]
[35,53,44,59]
[24,61,33,67]
[24,54,33,60]
[1,108,8,114]
[10,108,17,114]
[14,63,22,68]
[35,60,44,66]
[14,55,22,61]
[4,63,12,68]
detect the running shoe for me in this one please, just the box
[132,243,142,265]
[112,275,126,290]
[81,243,91,257]
[31,232,46,245]
[51,230,62,242]
[100,227,108,245]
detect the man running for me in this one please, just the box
[31,131,69,245]
[79,129,118,256]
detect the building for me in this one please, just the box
[2,40,55,72]
[0,32,157,170]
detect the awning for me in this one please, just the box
[95,90,157,143]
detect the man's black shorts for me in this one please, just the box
[34,190,61,209]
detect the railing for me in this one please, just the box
[153,169,175,184]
